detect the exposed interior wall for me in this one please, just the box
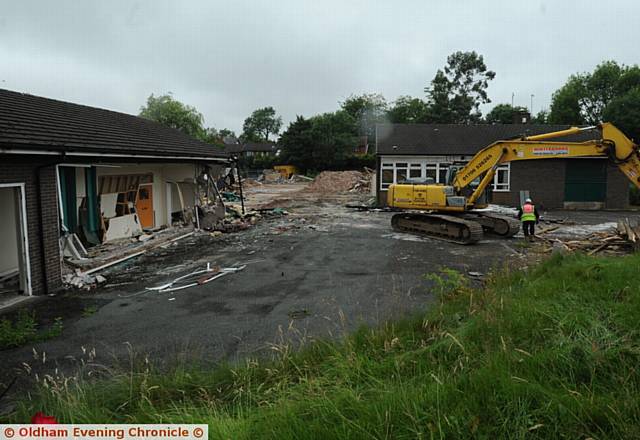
[0,187,19,275]
[95,163,223,228]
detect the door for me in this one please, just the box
[564,160,607,202]
[136,184,154,229]
[0,184,31,296]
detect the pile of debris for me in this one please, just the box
[541,218,640,255]
[62,270,107,290]
[306,169,373,193]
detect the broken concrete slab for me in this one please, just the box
[104,214,143,242]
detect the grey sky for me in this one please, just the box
[1,0,638,135]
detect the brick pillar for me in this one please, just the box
[38,165,62,293]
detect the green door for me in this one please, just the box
[564,160,607,202]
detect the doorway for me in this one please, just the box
[136,183,154,229]
[0,183,31,298]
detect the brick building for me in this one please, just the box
[375,123,630,209]
[0,89,228,298]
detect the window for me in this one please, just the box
[438,163,450,184]
[409,163,422,178]
[379,157,509,191]
[492,164,510,191]
[381,165,394,189]
[425,165,437,181]
[395,162,408,183]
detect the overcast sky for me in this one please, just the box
[1,1,638,134]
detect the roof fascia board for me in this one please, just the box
[0,148,230,162]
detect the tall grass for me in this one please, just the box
[4,253,640,439]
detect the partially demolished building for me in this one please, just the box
[0,88,229,297]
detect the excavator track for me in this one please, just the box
[463,212,520,237]
[391,213,484,245]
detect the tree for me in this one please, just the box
[279,111,358,172]
[424,51,496,123]
[485,104,529,124]
[278,116,316,171]
[340,93,388,137]
[547,77,586,124]
[139,93,205,138]
[602,88,640,142]
[548,61,640,125]
[242,106,282,142]
[309,111,358,170]
[531,110,549,124]
[218,128,236,140]
[387,96,430,123]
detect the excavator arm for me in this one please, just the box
[452,123,640,206]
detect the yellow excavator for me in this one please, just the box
[387,122,640,244]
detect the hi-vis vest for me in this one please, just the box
[521,203,536,222]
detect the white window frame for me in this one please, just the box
[492,163,511,192]
[379,155,510,192]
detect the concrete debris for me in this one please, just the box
[62,270,107,290]
[138,234,153,242]
[104,214,143,242]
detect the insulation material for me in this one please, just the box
[104,213,143,242]
[100,193,118,218]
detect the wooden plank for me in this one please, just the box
[537,226,559,235]
[624,218,637,243]
[588,242,609,256]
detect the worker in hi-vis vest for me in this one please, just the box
[517,198,540,241]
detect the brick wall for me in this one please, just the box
[0,158,62,295]
[497,159,629,210]
[605,164,630,209]
[377,158,630,210]
[498,159,566,209]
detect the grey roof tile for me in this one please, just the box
[0,88,228,159]
[376,123,599,156]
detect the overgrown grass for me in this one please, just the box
[5,253,640,438]
[0,311,63,350]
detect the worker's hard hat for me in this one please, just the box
[525,198,532,203]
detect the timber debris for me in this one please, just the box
[538,218,640,255]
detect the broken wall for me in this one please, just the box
[96,163,223,228]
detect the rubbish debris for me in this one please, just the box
[536,218,640,255]
[146,263,246,293]
[62,270,107,290]
[104,213,143,242]
[306,170,373,194]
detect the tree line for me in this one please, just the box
[138,53,640,172]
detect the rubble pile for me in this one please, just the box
[540,218,640,255]
[307,170,372,193]
[62,270,107,290]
